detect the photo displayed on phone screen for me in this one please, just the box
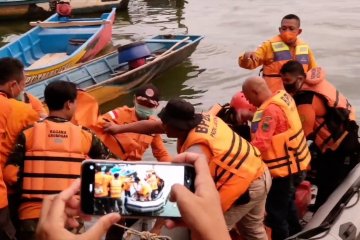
[93,162,186,218]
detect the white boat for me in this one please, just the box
[287,163,360,240]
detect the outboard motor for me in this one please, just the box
[56,1,72,18]
[117,42,151,70]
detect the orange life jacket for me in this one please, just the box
[300,67,356,152]
[264,35,310,77]
[180,114,265,212]
[263,36,310,92]
[251,90,311,178]
[147,174,158,190]
[95,171,110,197]
[100,107,158,160]
[21,119,92,200]
[110,178,123,198]
[0,92,39,170]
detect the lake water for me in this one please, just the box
[1,0,360,157]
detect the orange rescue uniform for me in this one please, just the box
[4,117,109,220]
[95,172,112,198]
[251,90,311,178]
[295,67,356,153]
[179,114,265,212]
[20,119,92,220]
[239,35,317,92]
[100,106,171,161]
[0,92,38,208]
[0,92,39,169]
[110,177,123,198]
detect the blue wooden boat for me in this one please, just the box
[0,8,116,85]
[26,34,204,105]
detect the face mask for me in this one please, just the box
[280,31,298,44]
[135,102,156,120]
[284,83,300,94]
[15,91,25,101]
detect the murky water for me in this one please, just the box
[1,0,360,157]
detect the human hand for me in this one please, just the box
[36,179,121,240]
[166,152,231,240]
[243,51,258,61]
[102,121,122,134]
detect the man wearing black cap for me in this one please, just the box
[101,83,171,161]
[104,98,271,239]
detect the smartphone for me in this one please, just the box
[81,160,195,218]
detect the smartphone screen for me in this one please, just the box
[81,160,195,218]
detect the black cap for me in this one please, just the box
[135,83,160,102]
[158,98,202,131]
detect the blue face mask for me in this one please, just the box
[135,102,156,120]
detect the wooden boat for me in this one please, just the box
[26,34,204,105]
[37,0,130,14]
[0,8,116,85]
[0,0,129,19]
[0,0,49,19]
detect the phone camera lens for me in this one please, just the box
[90,165,94,170]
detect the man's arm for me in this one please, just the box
[103,119,164,135]
[238,41,269,70]
[3,133,26,186]
[251,104,284,153]
[293,92,319,137]
[151,134,172,162]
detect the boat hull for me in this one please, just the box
[0,0,129,19]
[0,8,116,85]
[26,35,203,105]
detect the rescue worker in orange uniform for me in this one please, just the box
[242,76,311,240]
[4,80,111,240]
[239,14,317,93]
[134,177,152,201]
[100,84,171,161]
[0,58,39,240]
[94,167,113,214]
[146,171,159,199]
[110,173,124,212]
[104,98,272,240]
[280,60,360,210]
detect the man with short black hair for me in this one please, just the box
[239,14,317,92]
[0,57,39,240]
[4,80,110,240]
[280,60,360,210]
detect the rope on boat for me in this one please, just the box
[114,223,172,240]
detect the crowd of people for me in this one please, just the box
[0,13,359,240]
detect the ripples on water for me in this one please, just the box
[1,0,360,156]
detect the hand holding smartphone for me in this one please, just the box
[81,160,195,218]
